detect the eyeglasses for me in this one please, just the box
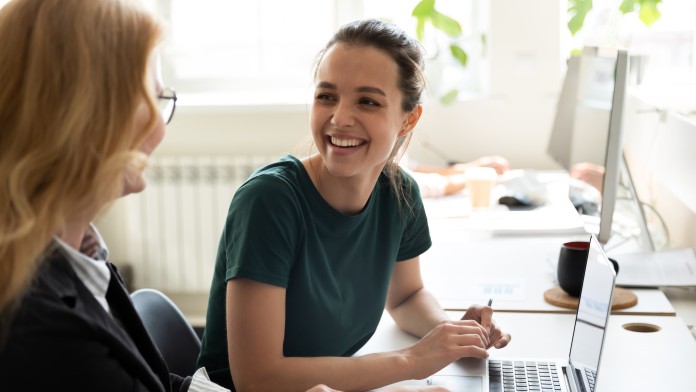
[158,87,177,124]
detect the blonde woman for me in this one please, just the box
[0,1,234,390]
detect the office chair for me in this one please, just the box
[130,288,201,376]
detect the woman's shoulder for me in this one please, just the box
[381,166,421,199]
[398,166,418,188]
[237,155,304,192]
[232,155,311,210]
[1,254,86,353]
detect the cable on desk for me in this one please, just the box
[639,201,670,249]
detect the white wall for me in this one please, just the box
[623,89,696,252]
[157,105,313,158]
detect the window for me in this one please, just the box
[567,0,696,85]
[152,0,486,107]
[362,0,487,101]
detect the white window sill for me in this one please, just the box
[176,90,501,114]
[176,91,312,113]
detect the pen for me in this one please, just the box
[487,298,493,307]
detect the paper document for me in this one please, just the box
[614,248,696,287]
[431,276,527,308]
[467,210,589,236]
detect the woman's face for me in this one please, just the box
[122,64,167,196]
[310,43,417,181]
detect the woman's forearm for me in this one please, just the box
[232,350,414,392]
[386,287,449,338]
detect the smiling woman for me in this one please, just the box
[196,18,510,392]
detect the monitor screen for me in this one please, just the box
[546,54,581,170]
[546,47,629,245]
[547,49,614,170]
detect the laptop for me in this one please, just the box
[423,234,617,392]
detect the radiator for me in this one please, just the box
[121,155,276,292]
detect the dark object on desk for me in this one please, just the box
[557,241,619,297]
[543,286,636,310]
[131,288,202,377]
[568,178,600,216]
[497,193,536,209]
[570,197,599,216]
[557,241,590,297]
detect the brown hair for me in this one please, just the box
[0,0,163,329]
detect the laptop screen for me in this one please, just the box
[568,235,617,388]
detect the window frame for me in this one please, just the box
[153,0,488,108]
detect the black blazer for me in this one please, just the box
[0,250,191,391]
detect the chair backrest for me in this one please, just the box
[130,288,201,377]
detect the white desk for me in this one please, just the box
[420,224,676,315]
[357,311,696,391]
[662,287,696,329]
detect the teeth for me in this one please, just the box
[331,136,362,147]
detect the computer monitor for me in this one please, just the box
[546,47,630,245]
[546,54,581,170]
[598,48,628,245]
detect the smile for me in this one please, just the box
[330,136,365,148]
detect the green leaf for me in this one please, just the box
[412,0,435,17]
[415,16,426,42]
[619,0,636,14]
[638,0,661,26]
[431,11,462,37]
[440,89,458,105]
[567,14,584,36]
[449,44,468,67]
[567,0,593,36]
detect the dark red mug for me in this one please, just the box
[557,241,619,297]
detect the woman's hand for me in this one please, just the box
[461,304,511,349]
[454,156,511,175]
[402,320,490,380]
[380,386,452,392]
[569,162,605,193]
[316,384,453,392]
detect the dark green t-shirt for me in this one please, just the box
[198,155,431,388]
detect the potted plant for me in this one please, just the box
[568,0,662,39]
[410,0,470,104]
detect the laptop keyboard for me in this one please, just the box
[489,360,562,392]
[585,368,596,392]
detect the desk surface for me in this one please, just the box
[662,286,696,328]
[420,226,675,316]
[357,311,696,391]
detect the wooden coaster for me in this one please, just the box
[543,286,638,310]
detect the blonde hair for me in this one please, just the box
[0,0,163,320]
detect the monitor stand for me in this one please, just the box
[617,152,655,251]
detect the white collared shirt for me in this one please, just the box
[54,224,111,314]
